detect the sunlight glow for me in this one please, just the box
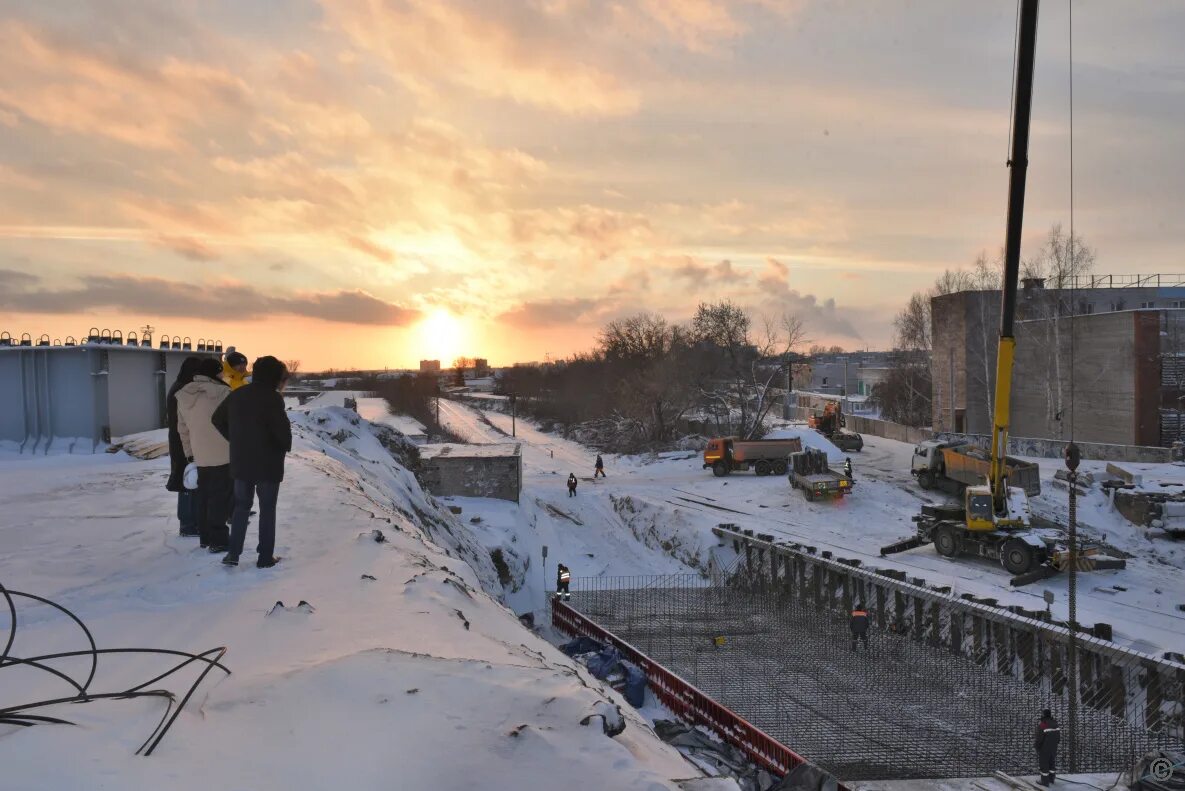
[416,309,468,364]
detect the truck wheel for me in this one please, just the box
[774,460,788,475]
[933,524,960,558]
[803,489,815,502]
[1001,539,1035,575]
[712,462,728,477]
[755,460,770,476]
[917,471,935,490]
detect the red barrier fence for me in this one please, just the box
[552,600,850,790]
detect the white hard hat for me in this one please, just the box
[183,462,199,490]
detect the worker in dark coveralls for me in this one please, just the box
[849,602,869,651]
[1035,708,1061,786]
[556,563,571,601]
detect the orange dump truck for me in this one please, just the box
[703,437,804,477]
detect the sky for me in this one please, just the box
[1,1,1182,371]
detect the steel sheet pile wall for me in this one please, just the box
[561,532,1184,781]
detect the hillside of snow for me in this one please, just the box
[0,407,705,790]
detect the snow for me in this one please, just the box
[0,406,701,790]
[421,442,521,459]
[354,396,428,442]
[764,424,846,463]
[433,399,1185,657]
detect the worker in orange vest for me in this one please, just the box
[849,602,869,651]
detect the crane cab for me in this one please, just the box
[964,483,1031,532]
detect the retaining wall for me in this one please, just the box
[715,525,1185,745]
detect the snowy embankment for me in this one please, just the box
[0,407,702,790]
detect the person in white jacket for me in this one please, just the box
[176,358,232,550]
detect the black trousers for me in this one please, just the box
[850,632,868,650]
[557,580,570,599]
[1038,746,1057,781]
[196,465,232,547]
[227,479,280,563]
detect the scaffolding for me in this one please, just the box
[567,566,1184,781]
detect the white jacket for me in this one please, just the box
[176,376,231,467]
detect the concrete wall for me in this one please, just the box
[421,452,522,502]
[936,431,1172,463]
[0,345,216,452]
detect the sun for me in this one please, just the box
[416,309,468,364]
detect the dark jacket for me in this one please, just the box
[212,380,291,483]
[849,608,869,635]
[1035,716,1061,753]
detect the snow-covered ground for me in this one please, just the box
[0,407,704,790]
[433,399,1185,657]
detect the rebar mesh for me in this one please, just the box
[568,563,1184,781]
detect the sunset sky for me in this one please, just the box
[1,1,1182,370]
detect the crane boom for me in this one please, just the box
[990,0,1040,516]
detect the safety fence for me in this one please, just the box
[551,596,850,790]
[561,539,1185,781]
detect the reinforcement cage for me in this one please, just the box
[563,558,1184,781]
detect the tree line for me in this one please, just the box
[497,300,808,451]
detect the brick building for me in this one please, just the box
[419,443,522,502]
[932,276,1185,446]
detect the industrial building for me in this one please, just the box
[419,359,441,373]
[418,443,522,502]
[931,276,1185,446]
[804,352,894,397]
[0,330,222,453]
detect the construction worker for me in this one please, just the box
[556,563,571,601]
[844,457,853,479]
[567,473,578,497]
[594,454,606,478]
[1034,708,1061,786]
[849,601,869,651]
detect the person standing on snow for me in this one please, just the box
[556,563,571,601]
[213,357,291,569]
[844,457,854,479]
[567,473,578,497]
[176,358,232,551]
[849,602,869,651]
[594,454,606,478]
[166,356,204,538]
[1034,709,1061,786]
[221,347,250,391]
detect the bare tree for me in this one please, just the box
[284,359,301,377]
[692,300,809,438]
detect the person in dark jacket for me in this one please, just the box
[212,356,291,569]
[556,563,571,601]
[594,454,605,478]
[849,602,869,651]
[843,457,854,479]
[166,357,203,537]
[567,473,578,497]
[1035,709,1061,786]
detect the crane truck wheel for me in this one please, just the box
[712,461,729,477]
[1001,539,1036,575]
[917,471,935,490]
[933,524,960,558]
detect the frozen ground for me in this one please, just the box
[433,400,1185,657]
[0,407,703,790]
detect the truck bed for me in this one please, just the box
[941,447,1041,496]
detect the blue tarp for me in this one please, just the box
[621,661,646,707]
[559,636,605,656]
[559,635,648,707]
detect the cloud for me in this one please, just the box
[671,257,744,286]
[0,21,252,151]
[497,297,607,327]
[345,235,396,263]
[322,0,640,116]
[152,235,218,261]
[0,272,418,326]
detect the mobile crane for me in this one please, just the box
[879,0,1123,582]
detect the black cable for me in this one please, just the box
[0,582,231,757]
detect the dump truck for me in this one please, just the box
[703,436,803,477]
[911,440,1041,497]
[788,448,853,501]
[808,402,863,452]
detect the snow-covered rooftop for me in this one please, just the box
[420,442,521,459]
